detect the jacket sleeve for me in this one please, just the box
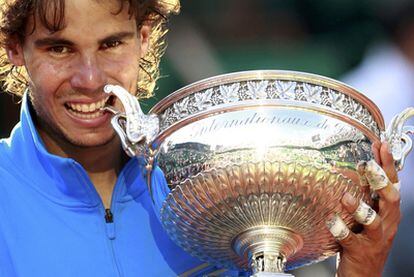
[149,165,170,219]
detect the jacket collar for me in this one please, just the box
[7,92,147,207]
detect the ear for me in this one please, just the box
[139,24,151,58]
[6,36,25,66]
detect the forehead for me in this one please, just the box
[27,0,137,40]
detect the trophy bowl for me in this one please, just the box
[105,70,414,276]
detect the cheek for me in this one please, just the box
[102,52,140,91]
[27,60,73,118]
[27,58,72,99]
[29,85,56,118]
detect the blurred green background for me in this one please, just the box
[140,0,387,112]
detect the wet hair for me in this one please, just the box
[0,0,180,98]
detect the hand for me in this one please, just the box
[328,141,401,277]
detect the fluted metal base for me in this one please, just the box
[233,227,303,276]
[161,161,370,271]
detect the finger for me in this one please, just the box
[353,201,377,226]
[379,142,398,183]
[341,193,383,240]
[393,181,401,192]
[371,141,381,165]
[377,182,401,204]
[364,160,390,191]
[362,158,400,205]
[364,158,400,204]
[326,213,351,241]
[326,214,360,250]
[357,161,369,187]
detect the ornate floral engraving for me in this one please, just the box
[219,83,240,103]
[327,90,347,112]
[158,79,380,137]
[247,81,269,99]
[160,106,179,130]
[359,109,373,126]
[275,81,297,100]
[302,83,322,104]
[173,97,190,118]
[349,100,364,119]
[194,88,214,110]
[211,87,224,105]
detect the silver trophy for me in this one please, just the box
[104,71,414,276]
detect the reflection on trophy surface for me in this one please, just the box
[104,70,414,276]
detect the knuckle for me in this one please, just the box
[372,220,383,233]
[388,193,401,205]
[338,235,354,248]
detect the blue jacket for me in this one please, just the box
[0,95,227,277]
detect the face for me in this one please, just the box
[8,0,149,149]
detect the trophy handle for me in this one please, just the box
[382,107,414,171]
[103,85,160,197]
[103,85,160,145]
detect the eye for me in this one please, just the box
[48,46,72,55]
[101,40,122,50]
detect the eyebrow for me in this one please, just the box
[98,32,136,45]
[34,31,136,47]
[34,37,74,47]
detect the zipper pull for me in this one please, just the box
[105,209,114,223]
[104,209,116,240]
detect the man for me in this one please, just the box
[0,0,402,276]
[0,0,209,276]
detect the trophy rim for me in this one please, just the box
[150,70,385,131]
[154,100,381,144]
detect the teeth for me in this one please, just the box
[90,102,96,112]
[67,97,109,113]
[69,110,103,119]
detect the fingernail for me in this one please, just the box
[342,193,357,206]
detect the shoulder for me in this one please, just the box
[0,136,29,196]
[0,137,18,175]
[0,139,14,173]
[0,154,22,193]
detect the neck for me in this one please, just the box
[37,128,128,208]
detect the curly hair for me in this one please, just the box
[0,0,180,98]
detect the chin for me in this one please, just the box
[65,132,118,149]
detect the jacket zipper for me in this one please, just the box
[104,188,121,276]
[71,162,122,276]
[105,209,114,223]
[105,208,116,240]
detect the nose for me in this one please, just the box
[70,54,107,93]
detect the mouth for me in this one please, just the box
[64,95,116,119]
